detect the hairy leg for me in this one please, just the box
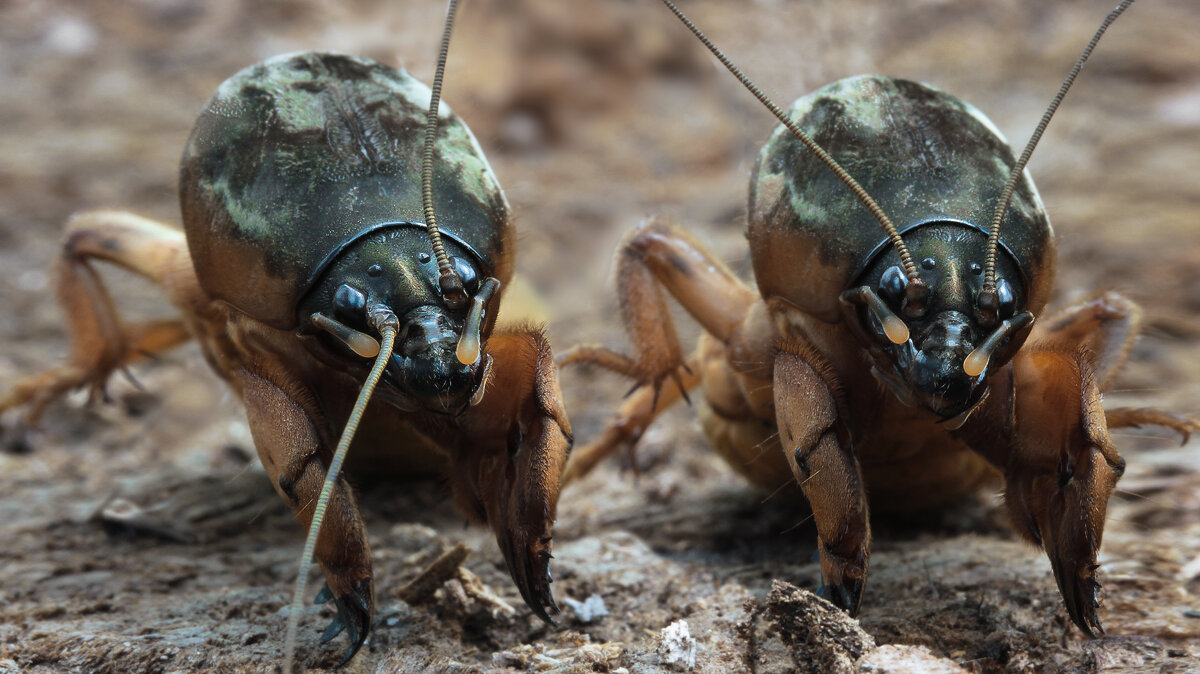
[958,292,1195,636]
[1,211,196,423]
[1009,348,1122,636]
[451,326,572,621]
[958,348,1122,637]
[1035,291,1138,389]
[559,217,755,479]
[1037,291,1196,441]
[561,216,754,389]
[774,344,869,615]
[236,367,372,664]
[562,352,701,485]
[1104,407,1196,443]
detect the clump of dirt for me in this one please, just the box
[765,581,876,673]
[760,581,974,674]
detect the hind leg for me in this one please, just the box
[559,217,755,481]
[1,211,198,424]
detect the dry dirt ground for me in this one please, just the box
[1,0,1199,672]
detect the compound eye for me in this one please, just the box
[878,265,907,308]
[451,256,479,295]
[333,283,367,322]
[996,278,1015,319]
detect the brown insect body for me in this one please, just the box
[563,27,1195,637]
[0,52,571,664]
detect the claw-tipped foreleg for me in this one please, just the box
[1003,349,1124,636]
[237,368,374,663]
[774,347,869,615]
[961,293,1186,636]
[1005,443,1123,636]
[452,328,571,622]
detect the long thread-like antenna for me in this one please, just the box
[659,0,928,313]
[980,0,1135,317]
[282,311,399,674]
[422,0,466,306]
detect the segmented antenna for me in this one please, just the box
[282,310,399,674]
[659,0,929,313]
[422,0,466,306]
[981,0,1135,315]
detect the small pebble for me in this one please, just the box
[657,620,697,671]
[563,594,609,623]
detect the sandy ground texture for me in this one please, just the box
[2,0,1199,672]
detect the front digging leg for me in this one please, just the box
[774,346,869,614]
[1012,349,1123,636]
[450,327,572,621]
[960,349,1123,636]
[987,292,1198,634]
[236,368,373,664]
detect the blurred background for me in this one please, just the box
[1,0,1197,671]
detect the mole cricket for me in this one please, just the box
[0,3,572,668]
[562,0,1197,636]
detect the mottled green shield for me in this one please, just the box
[180,52,513,329]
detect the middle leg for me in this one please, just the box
[1035,291,1196,440]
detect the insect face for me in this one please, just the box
[297,225,494,415]
[850,221,1031,419]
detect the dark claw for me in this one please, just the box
[500,535,558,624]
[671,371,692,407]
[318,576,372,666]
[319,615,345,644]
[1042,489,1106,638]
[2,420,41,454]
[1053,559,1105,637]
[815,542,868,617]
[118,365,147,392]
[314,583,333,605]
[816,575,865,617]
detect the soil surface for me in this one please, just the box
[1,1,1199,673]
